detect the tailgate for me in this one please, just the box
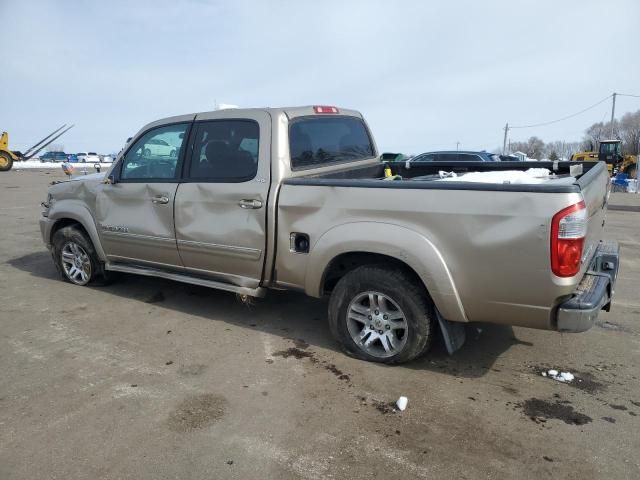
[577,162,610,270]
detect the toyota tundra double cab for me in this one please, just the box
[40,105,619,364]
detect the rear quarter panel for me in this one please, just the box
[275,184,586,329]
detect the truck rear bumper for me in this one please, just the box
[556,241,619,333]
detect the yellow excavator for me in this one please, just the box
[0,124,74,172]
[571,139,637,178]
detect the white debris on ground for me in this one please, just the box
[12,160,113,170]
[437,168,575,185]
[541,369,575,383]
[396,396,408,411]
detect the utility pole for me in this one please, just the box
[456,141,460,151]
[610,92,617,138]
[502,123,509,154]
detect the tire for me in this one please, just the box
[170,149,177,158]
[0,151,13,172]
[328,265,434,364]
[626,164,637,180]
[52,226,112,286]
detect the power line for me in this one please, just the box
[510,94,613,129]
[617,93,640,98]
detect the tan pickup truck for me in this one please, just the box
[40,105,619,364]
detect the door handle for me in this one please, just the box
[238,199,263,209]
[151,195,170,204]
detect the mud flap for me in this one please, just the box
[436,310,466,354]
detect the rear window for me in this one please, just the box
[289,116,374,169]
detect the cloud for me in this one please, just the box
[1,0,639,154]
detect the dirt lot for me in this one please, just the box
[1,169,639,479]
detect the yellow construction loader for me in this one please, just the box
[0,125,74,171]
[571,139,637,178]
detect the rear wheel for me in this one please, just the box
[52,226,110,286]
[626,164,637,180]
[328,265,434,364]
[0,152,13,171]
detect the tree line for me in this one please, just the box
[505,109,640,160]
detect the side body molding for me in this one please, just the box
[47,200,108,262]
[304,222,468,323]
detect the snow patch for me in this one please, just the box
[437,168,575,185]
[541,369,575,383]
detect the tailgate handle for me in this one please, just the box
[151,195,170,204]
[239,199,263,209]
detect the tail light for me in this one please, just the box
[313,106,339,114]
[551,201,587,277]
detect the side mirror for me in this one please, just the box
[94,163,101,173]
[106,174,116,185]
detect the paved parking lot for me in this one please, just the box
[1,169,639,479]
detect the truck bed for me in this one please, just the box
[284,160,600,193]
[276,160,609,330]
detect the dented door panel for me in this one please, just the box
[96,183,182,268]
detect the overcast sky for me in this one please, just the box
[1,0,639,154]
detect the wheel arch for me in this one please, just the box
[48,202,107,262]
[305,222,467,323]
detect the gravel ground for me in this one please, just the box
[1,169,639,479]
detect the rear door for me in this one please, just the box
[95,122,190,268]
[174,111,271,288]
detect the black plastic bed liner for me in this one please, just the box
[284,161,602,194]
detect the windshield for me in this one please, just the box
[289,116,374,169]
[599,143,620,155]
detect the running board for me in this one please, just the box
[105,263,266,298]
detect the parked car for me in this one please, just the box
[40,151,68,163]
[411,150,501,162]
[40,105,618,364]
[100,154,115,163]
[76,152,101,163]
[499,154,522,162]
[67,154,79,163]
[142,138,179,157]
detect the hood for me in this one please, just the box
[68,172,106,182]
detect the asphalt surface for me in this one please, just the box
[1,169,639,479]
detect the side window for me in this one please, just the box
[456,154,477,161]
[437,153,456,161]
[187,120,259,181]
[414,153,435,162]
[121,123,188,180]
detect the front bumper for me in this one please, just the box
[40,216,54,249]
[556,240,619,332]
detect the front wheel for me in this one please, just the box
[328,265,434,364]
[52,226,110,286]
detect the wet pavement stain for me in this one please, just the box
[272,347,315,360]
[519,398,592,426]
[167,393,227,432]
[324,363,350,382]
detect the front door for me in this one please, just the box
[174,112,271,288]
[96,122,190,268]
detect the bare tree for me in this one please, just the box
[619,110,640,155]
[510,136,545,159]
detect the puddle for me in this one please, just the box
[520,398,592,425]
